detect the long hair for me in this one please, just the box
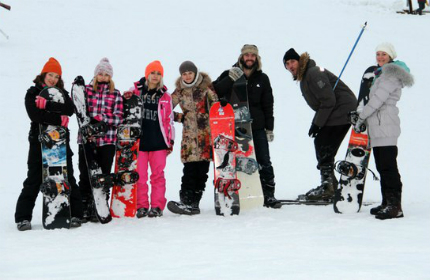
[93,76,115,93]
[145,74,164,91]
[33,73,65,89]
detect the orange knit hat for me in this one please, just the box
[145,60,164,80]
[41,57,62,76]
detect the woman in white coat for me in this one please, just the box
[355,43,414,220]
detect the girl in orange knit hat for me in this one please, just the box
[15,57,84,231]
[124,60,174,218]
[77,57,124,223]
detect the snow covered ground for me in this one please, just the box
[1,0,429,279]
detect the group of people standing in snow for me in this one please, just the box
[14,41,413,231]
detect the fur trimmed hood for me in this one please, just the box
[175,72,212,91]
[296,52,313,81]
[381,61,414,88]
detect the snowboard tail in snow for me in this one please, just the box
[210,102,240,215]
[230,76,264,209]
[39,87,71,229]
[110,94,142,218]
[71,76,112,224]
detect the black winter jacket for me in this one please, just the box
[213,69,274,131]
[25,83,74,143]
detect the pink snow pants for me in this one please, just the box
[136,150,168,210]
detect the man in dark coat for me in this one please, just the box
[283,48,357,201]
[213,44,281,208]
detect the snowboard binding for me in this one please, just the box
[335,160,379,181]
[91,174,114,190]
[40,178,70,198]
[236,156,259,175]
[214,135,238,151]
[38,127,67,149]
[115,171,139,186]
[348,111,366,133]
[81,122,107,138]
[215,178,241,199]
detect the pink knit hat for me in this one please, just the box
[94,57,113,77]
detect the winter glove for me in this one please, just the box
[308,123,321,138]
[229,67,244,82]
[220,98,229,107]
[123,91,133,100]
[60,115,69,128]
[167,141,174,156]
[266,130,274,142]
[73,75,85,86]
[354,118,365,133]
[35,96,47,109]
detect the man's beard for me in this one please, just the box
[241,59,257,70]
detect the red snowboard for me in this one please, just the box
[209,102,240,215]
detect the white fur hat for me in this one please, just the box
[375,42,397,60]
[94,57,113,77]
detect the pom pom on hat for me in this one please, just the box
[375,42,397,60]
[94,57,114,77]
[41,57,62,76]
[145,60,164,79]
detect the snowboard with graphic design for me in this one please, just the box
[39,87,71,229]
[110,94,142,218]
[333,66,376,213]
[209,102,240,215]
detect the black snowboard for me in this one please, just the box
[39,87,71,229]
[71,76,113,224]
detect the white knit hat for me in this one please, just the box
[94,57,113,77]
[375,42,397,60]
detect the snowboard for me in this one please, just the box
[333,66,375,214]
[110,94,142,218]
[71,76,113,224]
[38,87,71,229]
[209,102,241,215]
[230,76,264,209]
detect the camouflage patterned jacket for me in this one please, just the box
[172,72,218,163]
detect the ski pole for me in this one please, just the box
[333,22,367,91]
[0,28,9,39]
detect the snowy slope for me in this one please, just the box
[1,0,429,279]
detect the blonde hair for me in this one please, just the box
[93,76,115,93]
[145,73,164,91]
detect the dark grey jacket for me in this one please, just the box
[297,53,357,127]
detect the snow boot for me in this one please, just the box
[167,201,200,215]
[262,184,282,209]
[70,217,82,228]
[303,166,336,201]
[16,220,31,231]
[136,207,149,218]
[148,207,163,218]
[375,204,404,220]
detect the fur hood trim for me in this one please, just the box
[382,62,414,88]
[296,52,312,81]
[175,72,212,91]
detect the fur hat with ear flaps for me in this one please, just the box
[238,44,262,71]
